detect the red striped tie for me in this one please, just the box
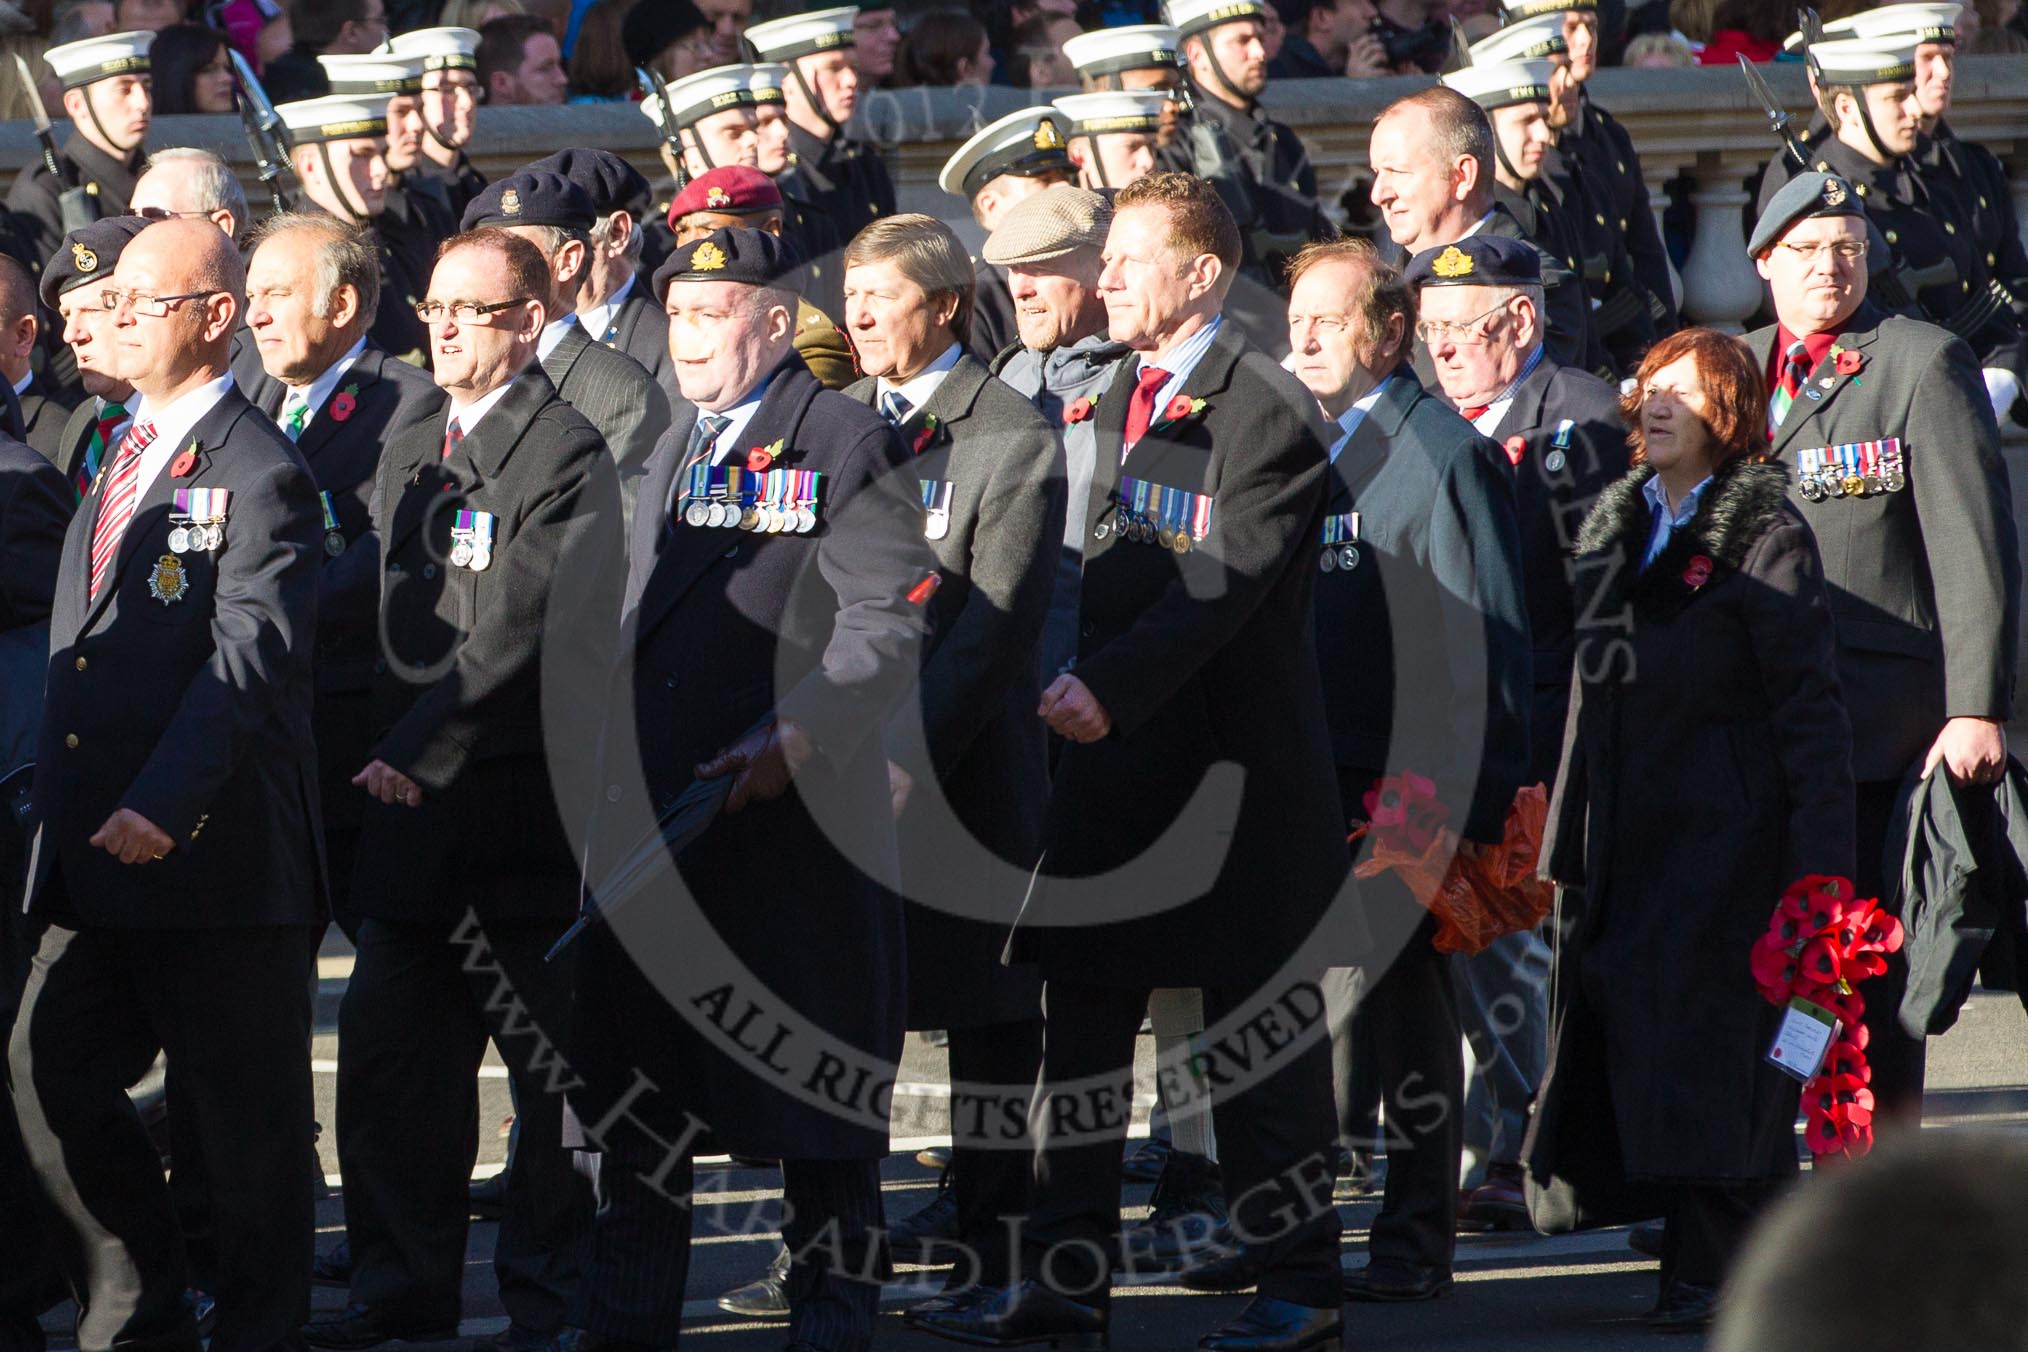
[88,420,158,601]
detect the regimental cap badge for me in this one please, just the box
[1033,118,1066,150]
[501,188,521,216]
[1822,178,1848,207]
[693,241,727,271]
[1432,245,1475,278]
[71,239,97,271]
[706,185,731,208]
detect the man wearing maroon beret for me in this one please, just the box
[667,167,857,391]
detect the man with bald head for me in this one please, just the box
[8,217,326,1352]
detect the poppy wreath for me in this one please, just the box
[1750,874,1904,1160]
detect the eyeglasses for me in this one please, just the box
[130,206,211,222]
[413,297,530,324]
[1776,239,1869,263]
[98,288,223,317]
[1414,299,1515,346]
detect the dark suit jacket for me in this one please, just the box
[542,318,672,496]
[1746,303,2020,782]
[28,387,326,928]
[1317,370,1532,844]
[845,352,1062,1029]
[1479,201,1595,376]
[252,343,447,696]
[0,436,70,786]
[16,377,74,470]
[1485,355,1628,785]
[352,367,623,925]
[597,288,676,403]
[1011,319,1359,986]
[571,355,934,1160]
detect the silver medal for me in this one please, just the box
[1319,548,1336,572]
[796,506,817,533]
[1544,449,1567,474]
[684,502,710,528]
[450,538,474,568]
[925,510,950,541]
[168,525,191,554]
[468,548,491,572]
[1339,545,1360,570]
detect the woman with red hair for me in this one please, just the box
[1527,328,1857,1331]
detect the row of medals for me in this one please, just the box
[683,497,819,533]
[1102,511,1197,553]
[1799,463,1905,502]
[166,518,222,553]
[449,536,493,571]
[1320,543,1360,572]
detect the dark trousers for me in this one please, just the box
[574,1149,885,1351]
[1021,977,1342,1309]
[7,921,316,1352]
[0,835,55,1352]
[1325,909,1462,1275]
[1659,1182,1777,1292]
[1856,779,1925,1125]
[946,1017,1043,1287]
[335,915,587,1333]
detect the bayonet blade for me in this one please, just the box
[12,53,51,134]
[1738,53,1812,169]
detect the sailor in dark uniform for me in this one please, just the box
[274,92,434,367]
[5,31,152,277]
[1159,0,1336,351]
[743,7,896,237]
[747,61,848,319]
[936,108,1080,361]
[1056,90,1169,195]
[385,26,488,224]
[1062,22,1191,159]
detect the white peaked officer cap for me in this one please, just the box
[938,106,1074,201]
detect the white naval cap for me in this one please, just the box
[275,93,391,145]
[1054,90,1170,137]
[1498,0,1595,20]
[647,64,758,133]
[1785,2,1961,50]
[1062,24,1182,78]
[1471,12,1568,64]
[742,6,857,62]
[319,53,423,96]
[43,30,150,90]
[937,106,1074,201]
[1161,0,1269,41]
[384,25,481,72]
[1442,58,1555,109]
[1806,35,1921,84]
[748,62,789,104]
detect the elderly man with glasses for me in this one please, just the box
[306,225,623,1352]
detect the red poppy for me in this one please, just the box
[913,426,936,454]
[1750,933,1801,1002]
[1163,394,1195,422]
[1798,935,1845,987]
[1361,771,1449,854]
[169,449,196,478]
[329,390,356,422]
[1504,435,1527,467]
[1064,397,1094,425]
[1834,349,1864,376]
[1825,1039,1870,1082]
[1851,902,1905,955]
[1682,554,1713,588]
[745,448,773,473]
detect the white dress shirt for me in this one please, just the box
[126,372,235,500]
[280,335,369,429]
[1328,377,1394,463]
[875,341,962,421]
[580,275,636,346]
[448,377,517,439]
[1467,344,1547,436]
[536,313,579,364]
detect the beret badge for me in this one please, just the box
[1432,245,1474,279]
[1821,179,1848,208]
[692,241,727,271]
[501,188,521,216]
[706,185,731,208]
[71,240,97,272]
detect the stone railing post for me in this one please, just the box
[1640,154,1690,312]
[1678,154,1765,334]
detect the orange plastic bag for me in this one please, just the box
[1350,777,1554,957]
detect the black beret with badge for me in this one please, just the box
[460,170,598,233]
[651,226,804,302]
[1748,171,1867,256]
[1403,234,1543,289]
[526,148,653,224]
[39,214,150,312]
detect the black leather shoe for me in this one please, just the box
[469,1171,507,1221]
[1121,1150,1228,1271]
[485,1324,557,1352]
[186,1289,217,1339]
[1121,1136,1172,1185]
[1647,1282,1717,1331]
[890,1170,963,1264]
[912,1281,1108,1349]
[1461,1162,1530,1232]
[313,1240,353,1287]
[917,1144,953,1170]
[904,1285,987,1324]
[716,1246,790,1318]
[1626,1221,1665,1259]
[302,1304,459,1349]
[1341,1260,1452,1303]
[1196,1296,1342,1352]
[1178,1247,1263,1294]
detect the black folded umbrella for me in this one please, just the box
[544,767,737,963]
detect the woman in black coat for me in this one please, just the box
[1527,328,1856,1330]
